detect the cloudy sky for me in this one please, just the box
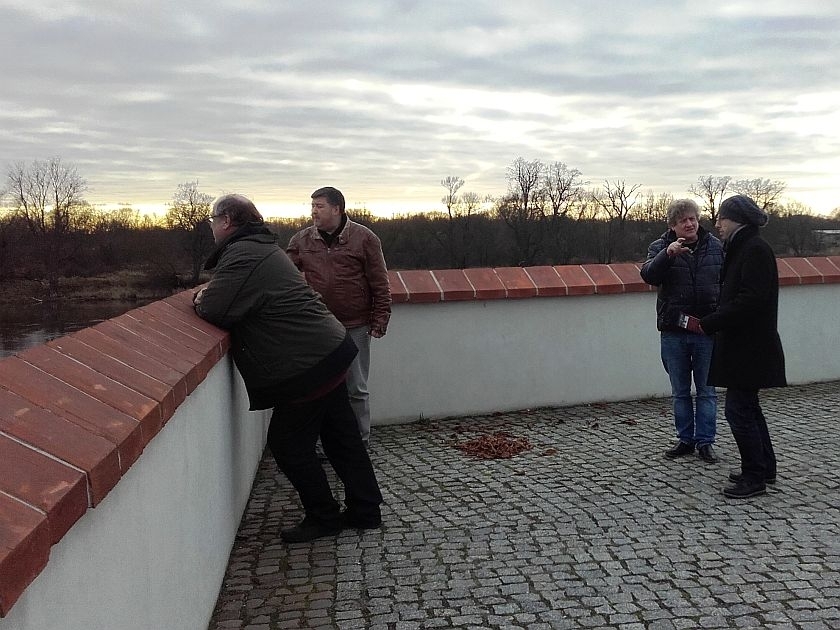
[2,1,839,217]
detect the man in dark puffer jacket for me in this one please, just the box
[194,194,382,542]
[641,199,724,464]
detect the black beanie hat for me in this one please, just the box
[718,195,769,227]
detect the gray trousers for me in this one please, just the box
[347,325,372,444]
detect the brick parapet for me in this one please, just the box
[1,255,839,616]
[388,256,840,303]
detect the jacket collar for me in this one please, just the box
[204,222,275,270]
[663,224,710,245]
[312,216,352,243]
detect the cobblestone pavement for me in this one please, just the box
[208,381,840,630]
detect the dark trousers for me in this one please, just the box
[266,381,382,525]
[725,388,777,483]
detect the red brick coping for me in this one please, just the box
[1,256,839,616]
[388,256,840,302]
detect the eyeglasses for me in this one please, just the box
[207,212,226,222]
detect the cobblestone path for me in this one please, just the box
[209,381,840,629]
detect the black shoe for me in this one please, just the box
[664,441,694,458]
[697,444,719,463]
[728,470,776,485]
[342,510,382,530]
[722,480,766,499]
[280,517,342,543]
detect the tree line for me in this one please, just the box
[1,157,838,300]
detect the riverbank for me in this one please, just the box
[0,270,192,305]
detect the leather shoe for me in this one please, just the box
[697,444,718,463]
[280,517,342,543]
[664,441,694,458]
[722,480,766,499]
[342,510,382,530]
[729,470,776,485]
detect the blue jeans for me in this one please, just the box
[660,331,717,446]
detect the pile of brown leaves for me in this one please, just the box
[454,431,533,459]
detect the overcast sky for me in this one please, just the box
[2,1,839,217]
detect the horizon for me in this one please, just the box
[86,186,838,220]
[3,2,839,222]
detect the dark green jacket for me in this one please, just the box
[196,223,356,409]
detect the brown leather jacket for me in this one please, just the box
[287,218,391,334]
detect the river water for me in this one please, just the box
[0,300,153,359]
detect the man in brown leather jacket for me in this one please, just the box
[287,187,391,448]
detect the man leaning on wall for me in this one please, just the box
[287,186,392,449]
[194,194,383,542]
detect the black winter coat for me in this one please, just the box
[640,226,723,331]
[700,225,786,390]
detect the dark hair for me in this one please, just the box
[311,186,345,214]
[211,194,263,227]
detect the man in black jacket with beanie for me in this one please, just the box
[700,195,786,499]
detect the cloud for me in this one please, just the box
[1,0,839,215]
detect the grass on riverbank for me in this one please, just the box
[0,270,192,305]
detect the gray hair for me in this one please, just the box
[211,194,263,227]
[666,199,700,226]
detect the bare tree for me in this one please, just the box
[538,161,586,263]
[507,157,544,217]
[774,200,819,256]
[440,176,464,218]
[436,176,490,267]
[633,191,673,224]
[4,157,88,295]
[494,192,542,266]
[730,178,786,212]
[435,176,464,267]
[452,191,490,267]
[497,158,545,264]
[594,180,642,263]
[165,181,214,285]
[689,175,731,224]
[541,161,585,219]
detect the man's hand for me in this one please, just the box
[666,238,691,257]
[193,288,205,307]
[369,327,386,338]
[678,313,704,334]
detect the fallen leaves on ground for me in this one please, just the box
[454,431,534,459]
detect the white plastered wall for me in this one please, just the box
[369,284,840,424]
[1,357,271,630]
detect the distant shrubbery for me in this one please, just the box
[1,158,838,300]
